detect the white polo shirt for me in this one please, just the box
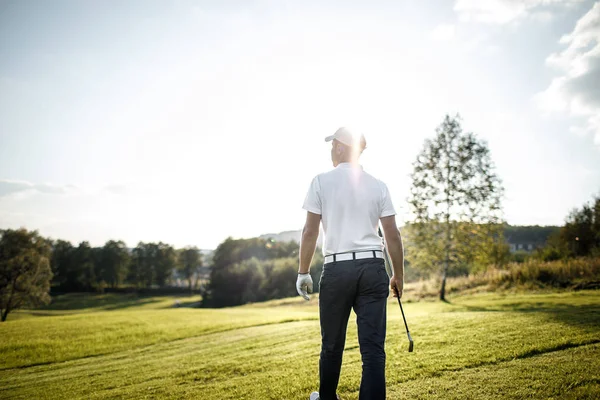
[302,162,396,256]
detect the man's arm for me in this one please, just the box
[296,211,321,300]
[299,211,321,274]
[381,215,404,298]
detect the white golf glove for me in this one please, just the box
[296,273,313,301]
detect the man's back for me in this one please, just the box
[303,163,395,255]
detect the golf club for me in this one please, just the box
[379,227,414,353]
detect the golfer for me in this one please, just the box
[296,127,405,400]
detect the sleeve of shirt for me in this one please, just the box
[380,181,396,218]
[302,175,322,215]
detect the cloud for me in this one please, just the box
[0,180,72,197]
[536,2,600,146]
[102,184,128,195]
[430,24,456,41]
[0,181,31,197]
[454,0,583,25]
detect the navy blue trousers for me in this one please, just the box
[318,258,389,400]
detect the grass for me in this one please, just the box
[1,290,599,399]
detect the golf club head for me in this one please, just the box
[408,333,414,352]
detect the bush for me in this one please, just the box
[493,257,600,289]
[403,257,600,300]
[206,256,316,307]
[510,250,531,263]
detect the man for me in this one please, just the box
[296,127,405,400]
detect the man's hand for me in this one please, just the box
[296,273,313,301]
[390,275,403,299]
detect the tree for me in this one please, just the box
[205,237,304,307]
[129,243,148,288]
[179,247,203,293]
[130,242,156,288]
[50,240,76,290]
[98,240,130,288]
[129,242,176,288]
[558,195,600,257]
[211,237,297,270]
[260,257,301,300]
[73,241,97,290]
[154,243,176,287]
[409,115,504,301]
[0,229,53,322]
[142,243,158,287]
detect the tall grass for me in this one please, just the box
[405,257,600,299]
[493,257,600,288]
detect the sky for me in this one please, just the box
[1,0,599,249]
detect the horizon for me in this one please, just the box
[1,0,599,249]
[2,222,565,251]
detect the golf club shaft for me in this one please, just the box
[383,247,411,335]
[396,296,410,336]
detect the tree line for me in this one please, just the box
[0,231,209,320]
[2,114,599,319]
[0,228,319,317]
[50,240,203,292]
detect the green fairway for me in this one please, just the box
[1,291,599,399]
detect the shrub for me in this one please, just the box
[492,257,600,289]
[403,257,600,300]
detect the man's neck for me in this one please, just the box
[336,160,361,168]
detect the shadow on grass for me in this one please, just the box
[445,294,600,329]
[168,299,203,309]
[40,293,162,311]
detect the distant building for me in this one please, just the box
[508,242,536,253]
[504,225,560,253]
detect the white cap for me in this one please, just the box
[324,127,367,149]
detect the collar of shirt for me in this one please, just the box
[336,162,363,170]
